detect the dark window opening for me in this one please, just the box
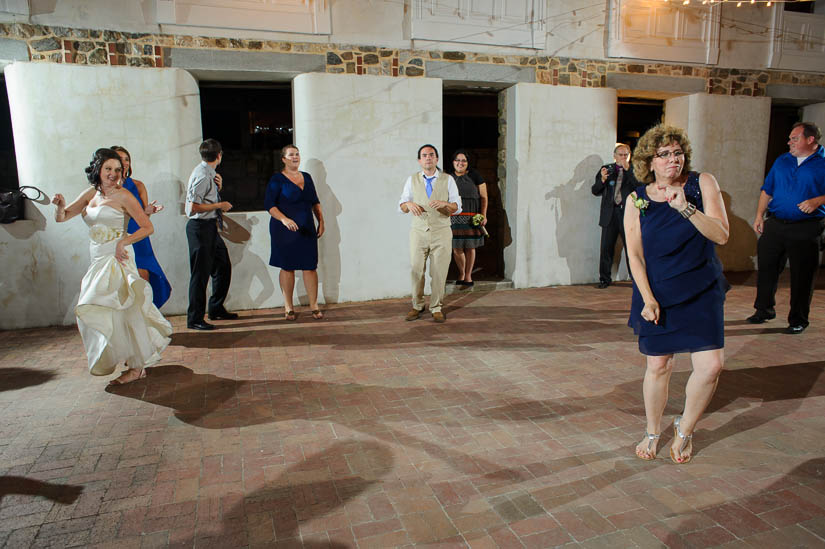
[199,82,292,212]
[617,98,664,155]
[0,76,19,191]
[784,1,816,13]
[443,91,504,280]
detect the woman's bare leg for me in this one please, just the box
[303,270,319,311]
[636,354,674,458]
[453,249,466,281]
[671,348,724,462]
[464,248,476,282]
[279,269,295,313]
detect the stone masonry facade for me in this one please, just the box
[3,23,825,97]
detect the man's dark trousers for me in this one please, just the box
[186,218,231,325]
[754,217,824,327]
[599,205,626,285]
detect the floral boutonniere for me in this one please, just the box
[631,195,650,216]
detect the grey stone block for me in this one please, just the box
[0,38,30,62]
[169,48,325,81]
[606,73,706,95]
[426,60,534,87]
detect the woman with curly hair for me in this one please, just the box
[624,125,729,464]
[52,148,172,385]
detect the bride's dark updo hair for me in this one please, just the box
[85,148,123,192]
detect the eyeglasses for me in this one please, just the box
[654,150,684,160]
[454,159,468,163]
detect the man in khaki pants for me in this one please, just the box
[398,144,462,322]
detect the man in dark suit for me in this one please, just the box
[591,143,638,288]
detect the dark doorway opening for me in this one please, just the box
[443,90,504,281]
[765,104,800,177]
[617,97,664,154]
[0,76,19,191]
[199,82,292,212]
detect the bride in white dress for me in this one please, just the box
[52,148,172,385]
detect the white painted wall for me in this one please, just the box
[0,64,450,329]
[504,83,618,288]
[1,63,202,329]
[293,73,443,304]
[665,93,771,272]
[803,102,825,132]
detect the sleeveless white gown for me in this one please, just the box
[78,204,172,376]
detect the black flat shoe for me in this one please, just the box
[746,310,776,324]
[597,281,610,289]
[187,321,215,330]
[208,311,239,320]
[786,324,807,334]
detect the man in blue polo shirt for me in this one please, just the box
[748,122,825,334]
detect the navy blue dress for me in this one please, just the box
[265,172,320,271]
[628,172,729,356]
[122,177,172,308]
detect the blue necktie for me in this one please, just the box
[424,175,435,199]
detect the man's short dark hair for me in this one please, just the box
[199,139,222,162]
[793,122,822,142]
[418,144,439,159]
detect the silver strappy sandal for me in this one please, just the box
[670,415,693,464]
[636,431,660,461]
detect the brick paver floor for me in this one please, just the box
[2,270,825,548]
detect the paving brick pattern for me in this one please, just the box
[1,271,824,548]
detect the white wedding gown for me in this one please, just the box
[78,204,172,376]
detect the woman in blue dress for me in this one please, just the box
[624,125,729,464]
[111,146,172,309]
[265,144,325,320]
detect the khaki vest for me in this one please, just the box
[410,171,451,232]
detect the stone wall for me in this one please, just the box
[3,23,825,97]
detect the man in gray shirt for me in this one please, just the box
[185,138,237,330]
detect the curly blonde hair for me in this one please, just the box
[631,124,692,183]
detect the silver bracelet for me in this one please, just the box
[679,203,697,219]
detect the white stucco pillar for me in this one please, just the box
[293,73,443,303]
[802,102,825,133]
[504,83,617,288]
[665,93,771,271]
[1,63,201,329]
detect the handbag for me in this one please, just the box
[0,186,45,223]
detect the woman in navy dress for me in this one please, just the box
[624,125,729,464]
[111,146,172,309]
[265,144,325,320]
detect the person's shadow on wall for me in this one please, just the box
[221,213,275,307]
[545,154,605,284]
[305,158,342,305]
[717,190,758,273]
